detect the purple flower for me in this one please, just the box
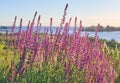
[11,16,17,35]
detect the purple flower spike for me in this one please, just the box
[11,16,17,35]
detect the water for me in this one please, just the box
[0,26,120,43]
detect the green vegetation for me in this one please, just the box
[0,33,120,83]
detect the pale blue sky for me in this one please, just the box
[0,0,120,26]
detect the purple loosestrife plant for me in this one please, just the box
[18,18,22,40]
[95,23,100,36]
[60,3,68,27]
[16,46,27,75]
[8,61,15,83]
[27,20,31,30]
[78,20,82,35]
[11,16,17,35]
[74,17,77,33]
[37,15,41,29]
[50,18,53,42]
[28,11,37,42]
[55,3,69,50]
[61,23,69,50]
[68,17,72,26]
[10,16,17,47]
[31,15,41,63]
[34,15,41,44]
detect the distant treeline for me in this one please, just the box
[1,25,120,31]
[0,26,11,29]
[83,25,120,31]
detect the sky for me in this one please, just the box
[0,0,120,27]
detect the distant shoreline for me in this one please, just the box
[0,26,120,32]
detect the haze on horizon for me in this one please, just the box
[0,0,120,27]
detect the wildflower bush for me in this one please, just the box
[0,3,120,83]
